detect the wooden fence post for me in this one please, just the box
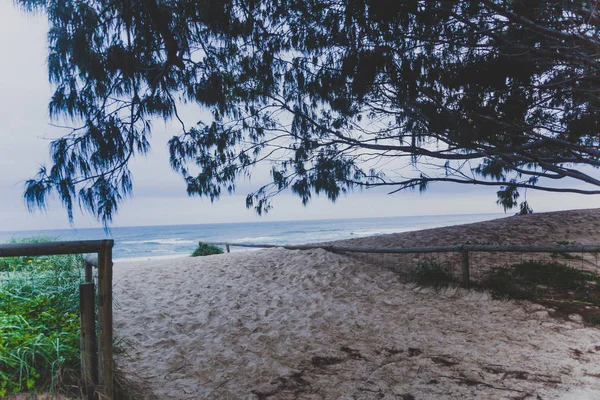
[84,260,93,283]
[79,282,98,400]
[97,240,114,399]
[461,249,470,287]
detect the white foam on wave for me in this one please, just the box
[120,238,197,246]
[350,227,410,236]
[114,253,190,263]
[115,247,259,262]
[232,236,276,243]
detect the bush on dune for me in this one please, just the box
[483,260,600,325]
[483,260,598,300]
[191,242,224,257]
[409,259,457,289]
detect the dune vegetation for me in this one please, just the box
[190,242,224,257]
[0,238,83,397]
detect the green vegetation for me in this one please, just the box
[482,261,600,325]
[549,241,585,262]
[191,243,224,257]
[0,238,83,397]
[406,257,600,325]
[409,259,457,289]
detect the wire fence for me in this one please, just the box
[325,244,600,324]
[203,241,600,323]
[333,246,600,283]
[206,241,600,284]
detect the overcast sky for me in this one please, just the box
[0,3,597,232]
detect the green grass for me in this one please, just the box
[483,260,598,300]
[0,238,83,398]
[407,257,600,325]
[482,260,600,324]
[191,242,224,257]
[409,258,458,289]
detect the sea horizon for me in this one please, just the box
[0,210,507,234]
[0,212,505,261]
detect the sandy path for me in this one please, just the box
[114,245,600,399]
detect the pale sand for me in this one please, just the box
[114,209,600,399]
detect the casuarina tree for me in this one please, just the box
[15,0,600,224]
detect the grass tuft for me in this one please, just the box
[409,258,457,289]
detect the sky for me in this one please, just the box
[0,3,597,232]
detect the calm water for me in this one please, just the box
[0,213,503,261]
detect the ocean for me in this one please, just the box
[0,213,503,261]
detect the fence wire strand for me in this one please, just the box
[311,246,599,283]
[212,242,600,312]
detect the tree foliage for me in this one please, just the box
[16,0,600,224]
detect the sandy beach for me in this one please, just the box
[113,209,600,399]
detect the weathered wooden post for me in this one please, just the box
[461,248,470,287]
[226,244,230,253]
[79,282,98,400]
[84,260,93,283]
[97,240,114,399]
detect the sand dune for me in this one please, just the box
[113,209,600,399]
[327,208,600,248]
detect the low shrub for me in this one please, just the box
[191,242,224,257]
[483,260,598,300]
[409,258,457,289]
[482,260,600,325]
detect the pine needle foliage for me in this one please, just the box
[13,0,600,225]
